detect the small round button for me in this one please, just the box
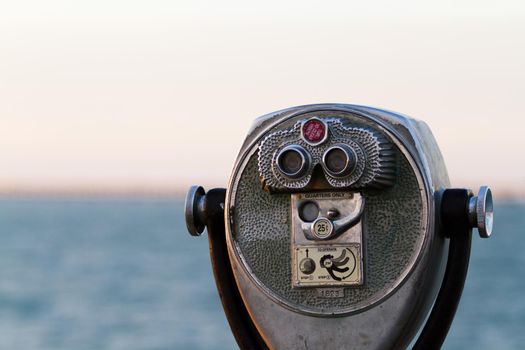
[302,118,327,145]
[299,258,316,275]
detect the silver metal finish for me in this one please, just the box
[258,118,396,192]
[322,144,357,178]
[275,144,311,179]
[223,104,451,349]
[468,186,494,238]
[184,185,206,236]
[229,111,432,316]
[310,217,334,239]
[299,193,364,241]
[327,209,339,219]
[300,117,329,146]
[292,192,364,288]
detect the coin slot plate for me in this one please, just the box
[291,192,364,288]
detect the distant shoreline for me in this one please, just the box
[1,187,524,202]
[0,187,185,201]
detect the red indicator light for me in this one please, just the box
[302,119,326,144]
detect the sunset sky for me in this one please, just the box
[1,0,524,196]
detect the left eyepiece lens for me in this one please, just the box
[276,145,309,178]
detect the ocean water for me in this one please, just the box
[0,198,523,350]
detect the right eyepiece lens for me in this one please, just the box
[325,148,347,173]
[323,145,356,177]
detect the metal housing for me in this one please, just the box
[224,104,450,349]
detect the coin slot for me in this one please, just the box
[299,201,319,222]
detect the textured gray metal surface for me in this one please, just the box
[291,192,365,287]
[232,150,424,313]
[258,117,395,191]
[225,104,451,349]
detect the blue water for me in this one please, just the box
[0,198,523,349]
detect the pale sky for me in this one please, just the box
[1,0,524,196]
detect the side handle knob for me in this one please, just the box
[467,186,493,238]
[442,186,494,239]
[185,185,207,236]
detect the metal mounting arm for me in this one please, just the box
[413,186,493,350]
[185,186,269,350]
[185,185,493,350]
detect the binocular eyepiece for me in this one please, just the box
[275,143,359,180]
[275,145,310,179]
[184,104,494,350]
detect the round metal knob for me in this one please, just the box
[299,258,316,275]
[468,186,493,238]
[185,185,206,236]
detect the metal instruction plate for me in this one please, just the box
[293,244,362,287]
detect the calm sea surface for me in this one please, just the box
[0,198,523,349]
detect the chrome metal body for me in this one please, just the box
[292,191,364,287]
[297,192,364,241]
[185,185,206,236]
[224,104,451,349]
[468,186,494,238]
[258,117,396,192]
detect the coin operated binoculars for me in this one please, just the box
[185,104,493,350]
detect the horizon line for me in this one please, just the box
[0,185,524,201]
